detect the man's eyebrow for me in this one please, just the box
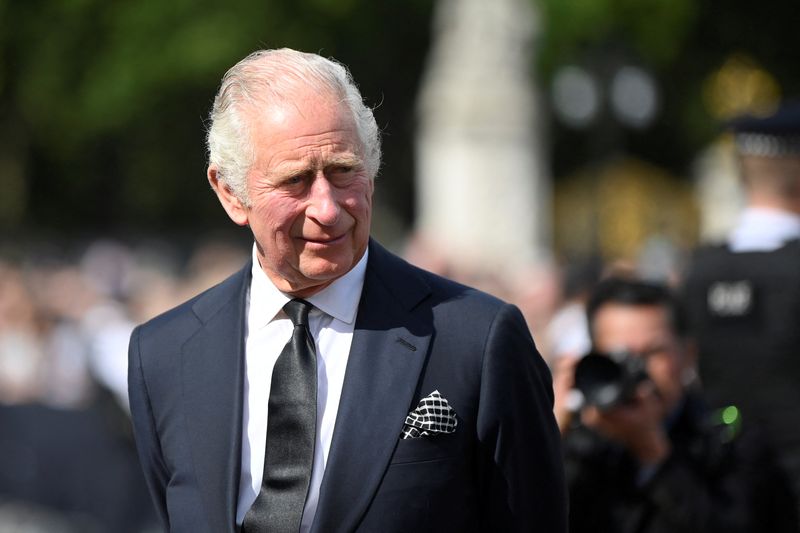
[265,152,364,179]
[639,343,670,357]
[325,153,363,167]
[264,163,309,180]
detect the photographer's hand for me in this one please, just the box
[581,380,672,466]
[552,355,580,434]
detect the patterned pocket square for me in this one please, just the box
[400,390,458,439]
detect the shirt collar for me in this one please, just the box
[249,245,368,329]
[728,206,800,252]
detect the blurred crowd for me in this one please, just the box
[0,237,249,532]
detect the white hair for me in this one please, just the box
[206,48,382,204]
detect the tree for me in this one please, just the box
[0,0,433,236]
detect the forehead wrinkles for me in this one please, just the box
[247,90,363,173]
[266,131,361,176]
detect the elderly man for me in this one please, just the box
[127,48,566,533]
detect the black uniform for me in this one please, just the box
[684,241,800,507]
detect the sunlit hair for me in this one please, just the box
[206,48,382,204]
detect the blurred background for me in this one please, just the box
[1,0,799,530]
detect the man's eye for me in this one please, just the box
[282,174,306,187]
[329,165,353,175]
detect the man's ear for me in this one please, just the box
[208,165,249,226]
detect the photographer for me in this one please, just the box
[560,277,796,533]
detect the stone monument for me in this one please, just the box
[415,0,549,272]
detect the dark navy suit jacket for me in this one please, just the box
[128,240,568,532]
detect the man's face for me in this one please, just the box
[214,89,373,297]
[592,303,687,412]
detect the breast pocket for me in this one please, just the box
[362,432,472,532]
[390,431,460,465]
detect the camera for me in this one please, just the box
[572,350,649,411]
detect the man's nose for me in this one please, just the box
[306,173,340,226]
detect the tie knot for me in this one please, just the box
[284,299,312,327]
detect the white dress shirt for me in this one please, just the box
[728,206,800,252]
[236,246,368,531]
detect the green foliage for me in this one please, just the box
[0,0,433,232]
[536,0,697,78]
[9,1,263,149]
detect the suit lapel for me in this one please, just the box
[312,242,432,532]
[182,265,250,533]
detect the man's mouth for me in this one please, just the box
[302,234,345,245]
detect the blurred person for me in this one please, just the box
[684,100,800,515]
[25,261,98,407]
[401,231,454,279]
[176,239,250,303]
[545,256,600,432]
[507,261,562,347]
[124,244,183,324]
[637,234,685,286]
[127,48,566,533]
[0,261,46,404]
[78,240,139,410]
[561,277,796,533]
[80,300,136,410]
[24,257,130,410]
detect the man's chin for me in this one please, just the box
[299,260,353,282]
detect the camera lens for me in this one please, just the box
[573,350,649,410]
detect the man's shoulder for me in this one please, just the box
[367,240,507,312]
[136,261,251,339]
[686,239,800,286]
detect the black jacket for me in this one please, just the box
[128,240,568,532]
[563,391,797,533]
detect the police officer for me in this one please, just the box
[683,100,800,517]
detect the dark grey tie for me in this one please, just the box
[243,299,317,533]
